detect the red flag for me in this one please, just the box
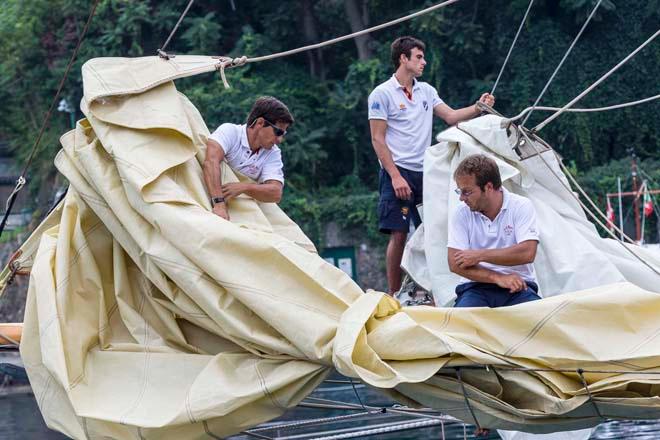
[606,197,615,229]
[643,191,653,217]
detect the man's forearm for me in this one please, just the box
[472,242,537,266]
[203,159,223,199]
[445,104,480,125]
[242,182,282,203]
[450,264,502,284]
[372,138,400,178]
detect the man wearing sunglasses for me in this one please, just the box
[203,96,293,221]
[447,155,541,308]
[368,36,495,295]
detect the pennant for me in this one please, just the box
[606,197,615,229]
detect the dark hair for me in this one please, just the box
[390,36,426,70]
[246,96,294,126]
[453,155,502,190]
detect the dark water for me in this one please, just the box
[2,386,660,439]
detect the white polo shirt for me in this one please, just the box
[447,188,540,284]
[368,75,443,172]
[208,123,284,184]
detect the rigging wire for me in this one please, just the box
[491,0,536,95]
[157,0,195,59]
[520,0,603,127]
[0,0,101,239]
[506,93,660,123]
[518,129,660,276]
[534,29,660,132]
[243,0,463,64]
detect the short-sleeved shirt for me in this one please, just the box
[208,123,284,184]
[447,188,540,284]
[368,75,444,172]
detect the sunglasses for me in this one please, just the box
[263,118,287,137]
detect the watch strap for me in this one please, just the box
[212,196,225,204]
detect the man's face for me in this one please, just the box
[256,119,289,149]
[455,174,491,212]
[401,47,426,77]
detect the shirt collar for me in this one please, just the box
[501,187,510,211]
[239,124,250,149]
[389,74,419,91]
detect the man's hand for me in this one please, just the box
[212,203,230,221]
[495,273,527,293]
[391,175,412,200]
[221,182,246,201]
[478,92,495,107]
[453,249,483,269]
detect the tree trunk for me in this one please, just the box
[300,0,326,80]
[344,0,373,60]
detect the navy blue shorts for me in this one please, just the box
[454,281,541,308]
[378,167,423,234]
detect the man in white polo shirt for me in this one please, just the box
[203,96,293,221]
[448,155,541,308]
[369,36,495,294]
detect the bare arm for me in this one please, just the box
[434,93,495,126]
[369,119,411,200]
[203,139,230,220]
[453,240,538,268]
[448,247,529,293]
[448,247,503,284]
[222,180,283,203]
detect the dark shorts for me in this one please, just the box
[454,281,541,308]
[378,166,423,234]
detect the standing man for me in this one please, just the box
[204,96,293,220]
[368,36,495,294]
[448,155,541,308]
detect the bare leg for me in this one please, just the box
[386,230,407,294]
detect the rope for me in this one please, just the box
[246,0,462,64]
[4,177,25,213]
[454,364,660,375]
[521,0,603,127]
[491,0,536,95]
[517,129,660,276]
[534,29,660,131]
[349,377,367,410]
[244,411,382,434]
[577,369,606,420]
[455,367,482,430]
[157,0,195,59]
[0,0,101,239]
[506,93,660,123]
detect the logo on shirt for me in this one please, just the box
[371,102,381,110]
[423,100,428,111]
[399,103,407,111]
[504,224,514,236]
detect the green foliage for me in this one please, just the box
[0,0,658,243]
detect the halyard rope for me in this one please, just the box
[158,0,195,59]
[518,128,660,276]
[491,0,536,95]
[520,0,603,127]
[534,29,660,131]
[506,94,660,123]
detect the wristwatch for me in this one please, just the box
[211,196,225,205]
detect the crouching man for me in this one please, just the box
[448,155,541,308]
[203,96,293,221]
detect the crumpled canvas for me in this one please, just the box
[2,56,660,439]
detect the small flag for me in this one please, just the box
[643,191,654,218]
[606,198,615,229]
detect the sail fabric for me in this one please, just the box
[4,56,660,439]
